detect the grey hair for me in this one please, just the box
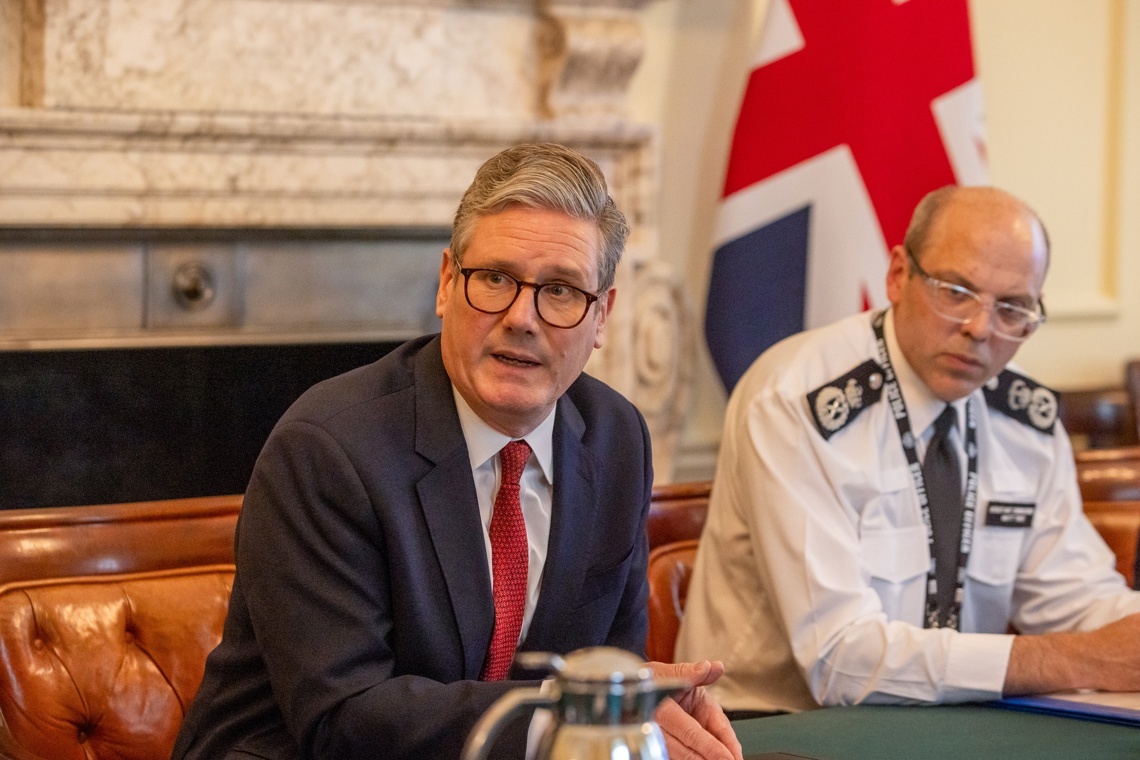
[904,185,1051,267]
[450,143,629,291]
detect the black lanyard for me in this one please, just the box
[871,311,979,630]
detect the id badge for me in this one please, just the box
[984,501,1036,528]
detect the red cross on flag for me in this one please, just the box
[705,0,988,390]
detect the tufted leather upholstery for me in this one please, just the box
[645,539,699,664]
[0,495,241,760]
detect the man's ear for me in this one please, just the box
[592,287,617,350]
[885,245,909,306]
[436,249,456,318]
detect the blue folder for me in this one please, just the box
[990,694,1140,727]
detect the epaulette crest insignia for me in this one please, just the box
[983,369,1058,434]
[806,359,886,440]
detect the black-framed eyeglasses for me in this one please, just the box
[457,267,600,329]
[906,248,1046,342]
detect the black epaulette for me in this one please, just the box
[982,369,1058,435]
[806,359,886,440]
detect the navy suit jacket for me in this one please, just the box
[172,335,652,760]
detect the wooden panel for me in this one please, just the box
[1059,386,1138,451]
[1076,445,1140,502]
[1083,499,1140,586]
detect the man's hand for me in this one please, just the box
[645,660,743,760]
[1006,612,1140,695]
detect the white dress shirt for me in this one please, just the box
[676,309,1140,713]
[452,387,554,643]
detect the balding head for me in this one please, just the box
[904,186,1050,271]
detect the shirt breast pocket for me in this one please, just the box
[861,525,929,620]
[855,467,915,533]
[963,528,1023,632]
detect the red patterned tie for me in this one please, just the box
[480,440,532,681]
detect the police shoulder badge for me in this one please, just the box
[983,369,1058,435]
[806,360,886,440]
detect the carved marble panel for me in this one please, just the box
[40,0,534,117]
[0,0,690,479]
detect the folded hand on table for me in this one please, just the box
[646,660,744,760]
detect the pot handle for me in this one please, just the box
[462,687,555,760]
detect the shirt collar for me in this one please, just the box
[451,387,556,484]
[884,308,968,435]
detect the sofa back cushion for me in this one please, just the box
[0,496,241,760]
[0,569,234,760]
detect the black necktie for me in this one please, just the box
[924,405,962,628]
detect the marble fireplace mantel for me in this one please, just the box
[0,0,692,480]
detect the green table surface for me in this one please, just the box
[734,704,1140,760]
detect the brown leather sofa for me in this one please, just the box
[647,481,711,550]
[0,495,241,760]
[0,486,705,758]
[646,538,699,663]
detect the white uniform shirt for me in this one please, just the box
[452,387,555,643]
[676,309,1140,712]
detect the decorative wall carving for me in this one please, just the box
[538,1,648,119]
[0,0,690,479]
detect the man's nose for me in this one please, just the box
[502,286,541,331]
[962,303,995,341]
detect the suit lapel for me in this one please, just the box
[523,393,597,653]
[412,340,495,680]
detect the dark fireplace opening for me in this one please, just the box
[1,341,401,509]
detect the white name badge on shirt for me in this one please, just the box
[984,501,1036,528]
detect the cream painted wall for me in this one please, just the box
[632,0,1140,481]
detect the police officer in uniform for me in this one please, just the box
[677,186,1140,715]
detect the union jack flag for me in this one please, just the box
[705,0,988,390]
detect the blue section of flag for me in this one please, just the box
[705,205,811,390]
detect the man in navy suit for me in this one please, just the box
[172,143,742,760]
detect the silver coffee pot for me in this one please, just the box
[462,646,687,760]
